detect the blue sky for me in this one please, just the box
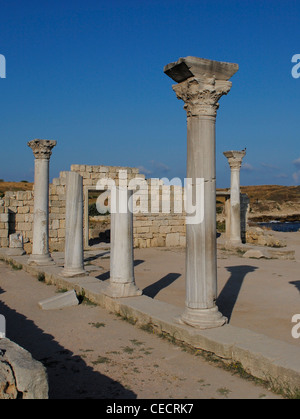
[0,0,299,188]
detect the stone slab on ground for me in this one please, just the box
[38,290,79,310]
[219,240,296,260]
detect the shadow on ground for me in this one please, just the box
[290,281,300,294]
[96,260,144,282]
[217,265,258,322]
[143,273,181,298]
[0,287,136,399]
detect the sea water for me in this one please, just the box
[259,221,300,233]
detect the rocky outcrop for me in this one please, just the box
[0,338,48,399]
[246,227,287,248]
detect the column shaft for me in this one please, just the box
[28,139,56,266]
[230,168,242,243]
[164,56,239,329]
[106,187,142,298]
[62,172,86,277]
[186,115,217,310]
[223,150,246,245]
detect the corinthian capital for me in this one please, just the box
[164,56,238,118]
[28,139,57,160]
[223,150,246,170]
[173,76,232,117]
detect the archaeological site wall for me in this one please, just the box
[0,165,189,253]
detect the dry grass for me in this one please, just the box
[240,185,300,204]
[0,181,33,195]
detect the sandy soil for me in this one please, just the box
[0,260,281,399]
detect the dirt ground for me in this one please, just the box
[0,261,280,400]
[91,231,300,346]
[0,230,299,399]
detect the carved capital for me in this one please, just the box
[28,139,57,160]
[173,76,232,118]
[223,150,246,170]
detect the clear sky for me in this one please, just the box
[0,0,299,188]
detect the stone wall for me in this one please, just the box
[0,165,188,252]
[0,200,9,248]
[133,214,186,248]
[0,165,248,252]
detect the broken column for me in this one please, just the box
[61,172,86,277]
[28,139,56,266]
[223,150,246,245]
[164,56,238,329]
[105,187,142,298]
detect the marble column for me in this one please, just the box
[164,56,238,329]
[106,187,142,298]
[61,172,86,277]
[28,139,56,266]
[223,150,246,245]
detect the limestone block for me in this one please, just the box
[0,230,9,238]
[166,233,180,247]
[52,178,61,186]
[0,238,9,247]
[8,233,25,256]
[70,164,80,171]
[50,219,60,230]
[243,250,269,259]
[138,239,148,248]
[17,223,32,232]
[38,290,79,310]
[159,226,172,234]
[18,206,30,214]
[57,229,65,238]
[136,227,150,234]
[49,230,58,238]
[0,214,9,223]
[0,338,48,399]
[15,214,25,223]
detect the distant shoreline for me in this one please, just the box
[249,214,300,223]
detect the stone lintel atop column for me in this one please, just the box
[164,56,239,83]
[223,150,246,169]
[164,57,239,118]
[28,139,57,160]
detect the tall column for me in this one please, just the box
[164,57,238,329]
[61,172,86,277]
[105,187,142,298]
[223,150,246,245]
[28,139,56,266]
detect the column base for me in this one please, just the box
[61,267,87,278]
[7,249,26,256]
[226,238,242,247]
[28,254,55,266]
[103,281,142,298]
[180,306,227,330]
